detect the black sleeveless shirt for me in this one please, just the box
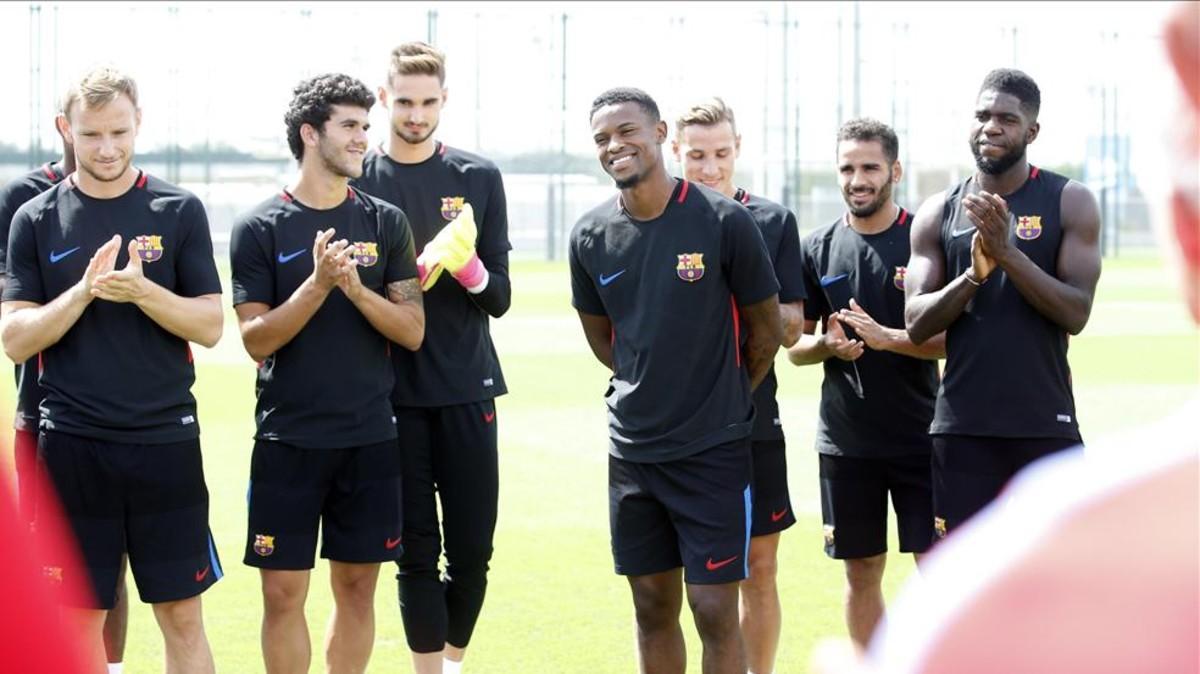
[933,166,1081,441]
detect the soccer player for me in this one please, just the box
[904,69,1102,537]
[1,65,222,672]
[231,73,424,674]
[352,42,511,674]
[671,97,805,674]
[570,87,784,674]
[787,118,944,650]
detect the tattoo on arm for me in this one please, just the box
[388,278,423,307]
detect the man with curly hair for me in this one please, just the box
[230,73,425,673]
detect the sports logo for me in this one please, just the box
[134,235,164,263]
[253,534,276,557]
[350,241,379,267]
[934,517,948,539]
[676,253,705,282]
[440,196,466,221]
[705,555,738,571]
[43,566,63,584]
[893,266,907,291]
[1015,215,1043,240]
[823,524,836,547]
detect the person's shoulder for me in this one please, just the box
[571,195,621,242]
[440,144,501,176]
[234,191,292,232]
[687,181,754,228]
[801,216,843,248]
[1,166,58,209]
[742,191,792,222]
[356,189,408,222]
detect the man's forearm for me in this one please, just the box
[787,333,831,366]
[881,328,946,360]
[906,273,979,344]
[779,302,804,348]
[239,279,329,361]
[465,252,511,318]
[997,248,1093,334]
[351,288,424,351]
[137,283,223,347]
[1,286,91,362]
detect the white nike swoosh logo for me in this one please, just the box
[950,226,976,238]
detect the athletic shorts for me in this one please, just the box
[244,439,403,570]
[750,438,795,536]
[14,428,38,524]
[819,453,933,559]
[37,431,221,609]
[609,437,752,585]
[932,434,1080,538]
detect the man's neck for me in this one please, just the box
[976,158,1031,196]
[289,164,349,210]
[847,201,899,235]
[620,170,677,221]
[387,133,437,165]
[75,165,136,199]
[58,151,76,176]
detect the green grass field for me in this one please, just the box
[1,254,1196,673]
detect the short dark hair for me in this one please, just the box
[979,68,1041,119]
[589,87,660,123]
[837,117,900,164]
[285,73,375,162]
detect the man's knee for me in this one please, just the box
[844,554,887,591]
[630,574,682,631]
[261,571,308,614]
[746,550,778,589]
[687,585,740,639]
[331,563,379,608]
[153,596,205,639]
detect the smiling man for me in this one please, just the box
[671,97,805,674]
[230,73,424,674]
[352,41,512,674]
[788,118,943,651]
[570,87,783,674]
[904,69,1102,538]
[0,65,223,673]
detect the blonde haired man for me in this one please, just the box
[673,97,805,674]
[1,66,223,673]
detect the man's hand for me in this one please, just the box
[311,228,351,292]
[970,231,996,282]
[90,236,143,303]
[429,203,488,292]
[415,244,445,291]
[823,313,864,361]
[964,192,1012,268]
[838,299,893,351]
[335,256,365,302]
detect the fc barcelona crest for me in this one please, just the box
[350,241,379,267]
[1015,215,1043,241]
[254,534,276,557]
[441,196,466,221]
[676,253,705,282]
[134,234,164,263]
[893,266,907,291]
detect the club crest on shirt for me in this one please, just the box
[254,534,275,557]
[676,253,705,282]
[822,525,835,547]
[1015,215,1043,241]
[934,517,948,539]
[350,241,379,267]
[894,266,907,291]
[134,234,164,262]
[440,196,466,221]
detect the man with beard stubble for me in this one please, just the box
[904,69,1102,538]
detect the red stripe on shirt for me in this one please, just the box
[730,295,741,368]
[677,179,690,203]
[897,208,910,226]
[739,189,750,204]
[438,142,447,156]
[41,164,57,181]
[135,171,147,189]
[1030,165,1040,180]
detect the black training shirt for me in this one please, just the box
[0,162,66,431]
[230,187,416,449]
[935,167,1080,440]
[353,142,511,407]
[3,171,222,443]
[800,207,937,456]
[734,188,806,443]
[570,179,780,463]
